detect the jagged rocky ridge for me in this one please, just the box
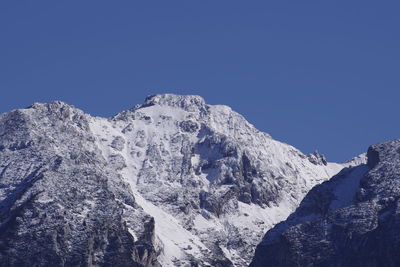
[0,94,355,266]
[250,140,400,267]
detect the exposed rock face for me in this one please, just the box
[0,94,351,266]
[250,139,400,267]
[307,151,327,166]
[0,102,160,267]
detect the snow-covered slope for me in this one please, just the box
[0,94,360,266]
[88,94,353,266]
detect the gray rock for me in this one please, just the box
[111,136,125,151]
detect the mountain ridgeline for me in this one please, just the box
[250,139,400,267]
[1,94,397,267]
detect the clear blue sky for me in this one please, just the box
[1,1,399,162]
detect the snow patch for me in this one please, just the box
[330,165,369,210]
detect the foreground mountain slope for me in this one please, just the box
[250,139,400,267]
[0,94,353,266]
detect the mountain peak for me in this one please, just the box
[28,100,75,110]
[24,101,88,123]
[143,94,207,112]
[0,96,354,267]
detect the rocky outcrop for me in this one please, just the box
[250,139,400,267]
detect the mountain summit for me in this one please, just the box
[0,95,359,266]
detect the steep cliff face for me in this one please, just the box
[0,95,352,266]
[250,140,400,267]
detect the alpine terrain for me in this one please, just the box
[250,140,400,267]
[0,94,364,266]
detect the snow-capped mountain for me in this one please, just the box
[0,94,358,266]
[250,140,400,267]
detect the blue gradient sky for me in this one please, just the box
[1,1,399,162]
